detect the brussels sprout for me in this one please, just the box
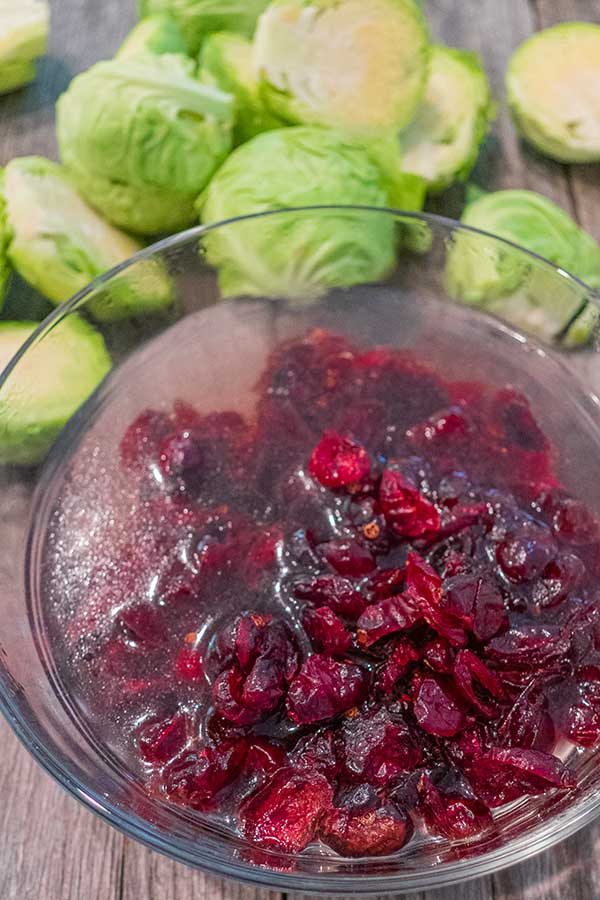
[0,176,10,308]
[507,23,600,163]
[199,126,396,300]
[0,0,49,95]
[1,157,173,322]
[199,32,283,144]
[446,188,600,344]
[57,55,234,236]
[254,0,430,134]
[116,15,188,60]
[0,315,111,465]
[400,46,494,192]
[138,0,270,54]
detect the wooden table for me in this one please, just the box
[2,1,600,897]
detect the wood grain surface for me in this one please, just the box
[1,1,600,898]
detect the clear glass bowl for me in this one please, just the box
[1,207,600,894]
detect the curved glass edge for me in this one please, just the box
[1,205,599,392]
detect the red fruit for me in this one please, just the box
[290,730,340,778]
[498,681,556,751]
[423,639,454,674]
[535,553,585,608]
[138,714,188,766]
[119,409,170,470]
[174,646,204,682]
[320,800,413,857]
[240,767,334,853]
[470,748,576,807]
[321,538,377,577]
[378,639,421,692]
[365,568,406,602]
[117,603,164,647]
[485,624,570,672]
[309,432,370,488]
[443,574,507,642]
[294,575,366,621]
[162,740,247,810]
[496,525,557,584]
[244,738,286,777]
[491,389,548,453]
[339,705,422,786]
[158,430,204,480]
[303,606,352,656]
[286,655,370,724]
[418,773,493,841]
[413,676,466,737]
[453,650,505,718]
[379,470,441,538]
[552,498,600,546]
[357,593,420,647]
[406,407,470,447]
[566,701,600,747]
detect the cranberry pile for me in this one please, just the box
[73,329,600,861]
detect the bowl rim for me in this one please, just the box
[2,204,600,893]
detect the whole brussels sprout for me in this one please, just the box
[57,55,234,236]
[446,188,600,345]
[254,0,430,134]
[116,15,188,60]
[199,32,283,144]
[0,0,49,95]
[401,46,494,192]
[507,23,600,163]
[199,126,397,300]
[138,0,270,54]
[1,157,173,322]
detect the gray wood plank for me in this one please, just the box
[121,839,280,900]
[535,0,600,241]
[0,717,123,900]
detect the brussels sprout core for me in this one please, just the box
[507,23,600,163]
[254,0,430,133]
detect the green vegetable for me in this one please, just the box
[0,0,49,95]
[0,175,10,308]
[254,0,430,134]
[57,55,234,235]
[198,32,283,144]
[400,45,494,192]
[0,157,173,322]
[446,188,600,344]
[199,126,396,300]
[116,15,188,60]
[507,23,600,163]
[0,315,111,465]
[138,0,270,54]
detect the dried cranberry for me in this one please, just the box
[485,624,570,673]
[119,409,170,470]
[417,771,493,841]
[286,655,370,724]
[356,593,420,647]
[552,498,600,546]
[320,538,377,577]
[162,739,247,811]
[158,430,204,481]
[413,675,466,737]
[365,568,406,602]
[423,639,454,674]
[535,553,585,608]
[240,767,333,853]
[138,714,188,766]
[303,606,352,656]
[406,407,470,448]
[244,738,286,777]
[469,748,576,807]
[566,700,600,747]
[309,432,370,488]
[491,389,548,453]
[174,645,204,682]
[320,797,413,857]
[377,639,421,692]
[443,573,507,642]
[496,525,557,584]
[294,576,366,621]
[290,729,340,778]
[379,470,441,538]
[339,704,422,786]
[453,649,505,719]
[498,682,556,752]
[117,603,164,647]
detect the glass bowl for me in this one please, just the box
[1,207,600,894]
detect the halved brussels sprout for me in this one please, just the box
[57,55,234,236]
[0,176,10,308]
[0,315,111,465]
[199,32,283,144]
[199,126,396,300]
[1,157,173,321]
[446,188,600,345]
[0,0,49,95]
[254,0,430,134]
[507,23,600,163]
[116,15,188,60]
[401,45,494,192]
[138,0,270,54]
